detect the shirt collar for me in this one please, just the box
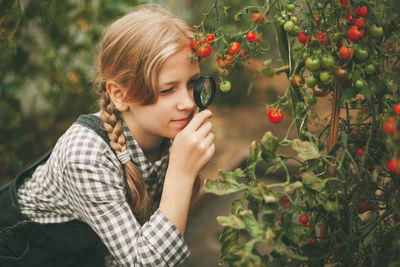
[119,113,171,180]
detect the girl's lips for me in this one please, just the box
[171,113,194,126]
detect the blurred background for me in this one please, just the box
[0,0,284,184]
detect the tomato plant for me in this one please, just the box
[196,0,400,265]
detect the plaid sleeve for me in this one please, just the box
[63,160,190,266]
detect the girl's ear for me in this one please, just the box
[106,80,129,112]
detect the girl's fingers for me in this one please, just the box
[185,110,212,132]
[197,121,212,138]
[202,132,214,148]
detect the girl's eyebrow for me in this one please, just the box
[162,73,201,86]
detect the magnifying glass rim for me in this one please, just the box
[193,76,216,109]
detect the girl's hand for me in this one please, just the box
[167,110,215,184]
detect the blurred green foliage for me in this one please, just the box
[1,0,147,184]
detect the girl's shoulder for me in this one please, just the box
[54,114,119,167]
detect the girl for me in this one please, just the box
[0,4,214,267]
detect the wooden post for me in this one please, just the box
[320,81,341,239]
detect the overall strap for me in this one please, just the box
[74,114,110,145]
[13,114,111,186]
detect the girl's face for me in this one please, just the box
[122,45,200,145]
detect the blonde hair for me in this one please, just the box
[95,5,197,224]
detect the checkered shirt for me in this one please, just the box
[17,113,190,266]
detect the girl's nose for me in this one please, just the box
[177,87,195,111]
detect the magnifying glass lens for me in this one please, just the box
[200,79,212,106]
[194,76,216,111]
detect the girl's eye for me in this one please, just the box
[160,88,174,94]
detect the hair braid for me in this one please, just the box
[100,90,151,224]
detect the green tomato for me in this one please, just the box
[354,46,369,61]
[290,16,299,25]
[288,25,300,36]
[321,55,335,69]
[287,3,296,12]
[305,56,321,72]
[219,80,232,92]
[365,64,376,74]
[306,76,318,87]
[355,79,366,89]
[319,71,332,84]
[302,51,311,60]
[283,21,295,32]
[308,95,317,106]
[370,24,384,39]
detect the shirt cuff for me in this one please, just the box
[141,209,190,266]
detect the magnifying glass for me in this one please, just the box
[193,76,216,111]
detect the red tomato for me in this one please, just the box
[252,13,263,24]
[395,104,400,115]
[298,32,309,45]
[338,0,349,6]
[299,215,308,225]
[191,39,200,51]
[196,44,212,58]
[388,158,400,174]
[281,195,289,202]
[317,33,329,46]
[347,9,353,21]
[217,54,233,70]
[268,108,283,124]
[252,34,263,45]
[314,14,320,27]
[348,26,363,42]
[356,149,364,157]
[382,120,395,134]
[247,32,256,41]
[291,75,305,88]
[354,18,364,27]
[354,6,368,18]
[309,237,316,245]
[207,33,215,43]
[228,41,241,56]
[339,46,354,61]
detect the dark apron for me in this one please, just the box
[0,115,111,267]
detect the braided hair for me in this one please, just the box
[94,5,199,224]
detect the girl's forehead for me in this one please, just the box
[158,46,199,84]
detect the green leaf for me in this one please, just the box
[261,67,274,77]
[260,131,279,162]
[250,140,262,162]
[221,239,263,266]
[257,183,278,203]
[204,170,247,196]
[361,86,372,99]
[291,139,320,161]
[217,215,246,229]
[300,172,327,192]
[220,226,239,260]
[287,224,309,245]
[238,210,265,239]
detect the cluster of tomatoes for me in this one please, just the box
[191,33,215,59]
[287,1,387,101]
[383,103,400,174]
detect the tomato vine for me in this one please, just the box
[197,0,400,265]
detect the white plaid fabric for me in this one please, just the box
[17,113,190,266]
